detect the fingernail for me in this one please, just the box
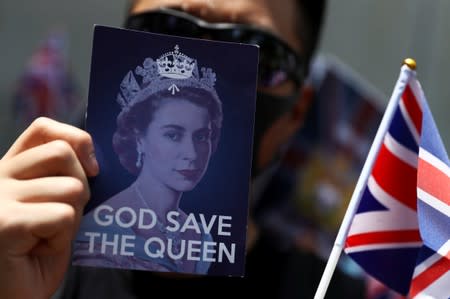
[88,151,100,176]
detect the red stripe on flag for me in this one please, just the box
[418,157,450,205]
[409,251,450,298]
[346,230,421,247]
[372,144,417,211]
[402,85,422,134]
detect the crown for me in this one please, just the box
[156,45,195,79]
[117,45,218,109]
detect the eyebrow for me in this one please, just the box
[160,124,185,131]
[161,124,212,133]
[195,127,212,133]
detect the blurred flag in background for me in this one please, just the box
[12,30,82,129]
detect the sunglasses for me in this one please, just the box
[124,7,305,97]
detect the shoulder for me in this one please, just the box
[101,186,135,209]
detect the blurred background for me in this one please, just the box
[0,0,128,153]
[1,0,449,154]
[0,0,447,296]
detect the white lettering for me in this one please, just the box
[218,215,232,236]
[199,214,216,234]
[115,207,136,228]
[85,232,100,253]
[144,237,165,258]
[140,237,236,264]
[120,235,135,256]
[166,239,185,260]
[187,240,201,261]
[218,242,235,263]
[101,233,119,254]
[180,213,201,233]
[94,205,114,226]
[202,241,216,262]
[138,209,157,229]
[166,211,180,232]
[92,206,232,238]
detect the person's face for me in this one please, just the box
[131,0,301,53]
[130,0,307,176]
[138,99,212,192]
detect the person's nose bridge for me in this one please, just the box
[180,133,197,160]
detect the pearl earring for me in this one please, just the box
[136,151,144,168]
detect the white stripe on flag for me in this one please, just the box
[345,242,422,254]
[419,148,450,178]
[413,271,450,299]
[417,188,450,217]
[384,132,418,168]
[409,77,425,111]
[413,241,450,278]
[348,176,418,235]
[399,97,420,144]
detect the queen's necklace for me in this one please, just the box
[133,184,183,266]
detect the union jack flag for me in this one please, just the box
[344,64,449,298]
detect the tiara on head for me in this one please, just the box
[116,45,218,109]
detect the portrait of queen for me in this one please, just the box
[73,45,224,274]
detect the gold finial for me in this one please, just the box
[403,58,417,70]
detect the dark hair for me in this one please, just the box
[296,0,328,76]
[113,86,223,175]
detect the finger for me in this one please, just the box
[5,138,86,180]
[3,117,99,177]
[0,201,76,255]
[10,177,88,241]
[3,140,90,204]
[27,202,77,255]
[6,176,89,208]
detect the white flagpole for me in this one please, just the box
[313,59,417,299]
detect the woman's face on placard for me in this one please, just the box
[138,98,212,191]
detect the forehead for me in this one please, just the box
[150,99,210,128]
[131,0,302,53]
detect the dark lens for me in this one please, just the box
[125,10,304,95]
[259,69,289,87]
[125,12,203,39]
[257,47,300,96]
[164,15,202,37]
[231,28,303,93]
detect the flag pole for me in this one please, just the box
[313,58,417,299]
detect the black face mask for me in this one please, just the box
[251,91,299,179]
